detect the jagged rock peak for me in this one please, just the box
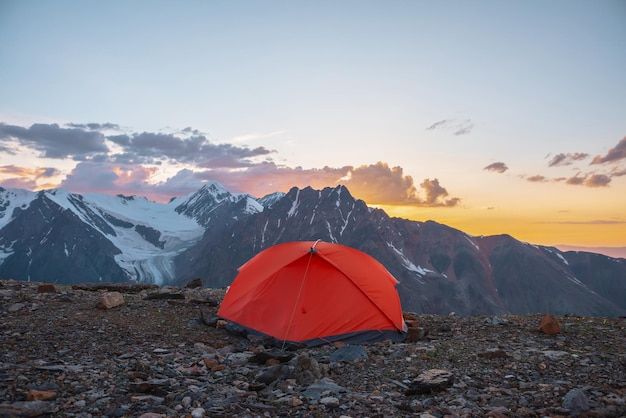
[258,191,286,209]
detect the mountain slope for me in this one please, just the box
[174,185,626,316]
[1,184,624,316]
[0,191,127,283]
[0,184,248,284]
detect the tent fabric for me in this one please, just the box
[217,240,407,346]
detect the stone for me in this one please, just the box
[538,314,561,335]
[302,378,346,400]
[406,369,455,395]
[129,379,169,394]
[0,401,58,416]
[290,352,326,385]
[96,291,124,309]
[37,284,56,293]
[320,396,340,407]
[73,282,159,292]
[329,345,368,362]
[3,280,626,418]
[144,290,186,300]
[254,364,288,385]
[406,326,426,342]
[25,389,57,401]
[7,302,26,312]
[191,407,206,417]
[484,316,508,325]
[479,348,509,359]
[185,278,203,288]
[249,349,296,364]
[563,388,590,416]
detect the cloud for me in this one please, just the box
[0,165,62,190]
[52,159,463,207]
[426,120,449,130]
[1,121,461,207]
[107,131,274,167]
[60,161,161,197]
[418,178,461,207]
[66,122,121,131]
[0,122,276,169]
[526,175,548,182]
[538,219,626,225]
[0,176,38,189]
[547,152,589,167]
[484,162,508,173]
[453,122,474,136]
[611,167,626,177]
[0,165,60,178]
[0,123,108,159]
[565,173,611,187]
[343,163,461,206]
[426,119,474,136]
[584,174,611,187]
[591,136,626,164]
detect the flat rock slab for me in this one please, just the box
[405,369,454,395]
[144,290,185,300]
[72,283,159,293]
[329,345,368,362]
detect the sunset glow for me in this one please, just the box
[1,1,625,256]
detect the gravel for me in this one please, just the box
[1,279,625,417]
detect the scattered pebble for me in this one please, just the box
[1,279,624,417]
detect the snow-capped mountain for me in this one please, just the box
[0,182,261,285]
[1,183,624,316]
[174,185,626,316]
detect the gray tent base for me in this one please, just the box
[221,320,407,348]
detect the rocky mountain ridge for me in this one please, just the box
[0,184,624,316]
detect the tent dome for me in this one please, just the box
[217,240,407,346]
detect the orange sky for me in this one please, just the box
[1,1,625,256]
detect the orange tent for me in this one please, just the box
[217,240,407,346]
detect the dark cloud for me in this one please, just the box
[66,122,121,131]
[0,122,274,168]
[527,175,548,182]
[0,143,17,155]
[453,121,474,136]
[484,162,508,173]
[585,174,611,187]
[426,119,474,136]
[181,127,204,135]
[0,123,108,159]
[566,175,585,186]
[565,173,611,187]
[611,167,626,177]
[107,134,131,146]
[419,178,460,207]
[107,131,274,167]
[426,120,449,130]
[547,152,589,167]
[591,136,626,164]
[0,122,460,207]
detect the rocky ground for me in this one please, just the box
[0,279,625,418]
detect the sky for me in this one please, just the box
[1,0,625,256]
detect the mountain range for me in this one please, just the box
[1,183,624,316]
